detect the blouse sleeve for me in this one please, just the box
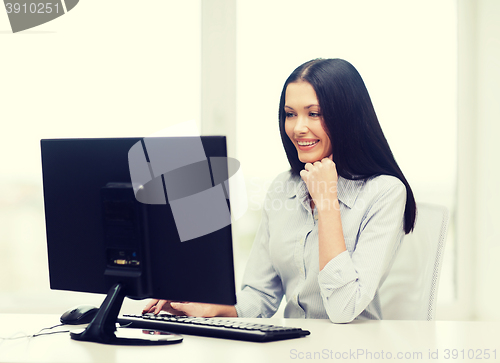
[317,181,407,323]
[234,194,284,318]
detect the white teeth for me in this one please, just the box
[297,140,319,146]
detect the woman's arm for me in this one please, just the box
[235,189,285,318]
[317,181,406,323]
[300,156,346,270]
[317,198,346,271]
[301,158,406,323]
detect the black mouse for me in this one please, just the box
[60,305,99,325]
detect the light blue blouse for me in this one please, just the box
[235,170,406,323]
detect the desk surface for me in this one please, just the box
[1,314,499,363]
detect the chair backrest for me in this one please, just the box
[379,203,449,320]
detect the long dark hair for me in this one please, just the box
[278,58,416,233]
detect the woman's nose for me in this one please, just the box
[294,116,309,134]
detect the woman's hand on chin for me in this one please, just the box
[299,155,339,211]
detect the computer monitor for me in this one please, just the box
[41,137,237,345]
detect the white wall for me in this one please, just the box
[474,0,500,321]
[454,0,500,321]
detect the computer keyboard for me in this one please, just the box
[117,314,310,342]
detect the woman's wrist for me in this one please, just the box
[315,195,340,214]
[215,304,238,317]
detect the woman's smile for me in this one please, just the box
[295,138,320,150]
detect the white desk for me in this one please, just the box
[1,314,499,363]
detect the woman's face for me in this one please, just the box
[284,81,332,164]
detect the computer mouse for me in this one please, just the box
[60,305,99,325]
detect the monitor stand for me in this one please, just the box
[70,283,183,345]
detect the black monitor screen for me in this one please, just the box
[41,137,237,309]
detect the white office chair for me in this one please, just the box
[379,203,449,320]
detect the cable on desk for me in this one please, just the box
[1,321,140,343]
[0,323,70,341]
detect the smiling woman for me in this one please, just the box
[147,59,418,323]
[233,58,417,322]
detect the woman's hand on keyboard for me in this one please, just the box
[142,299,186,315]
[142,299,237,317]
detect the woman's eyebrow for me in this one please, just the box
[284,104,320,110]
